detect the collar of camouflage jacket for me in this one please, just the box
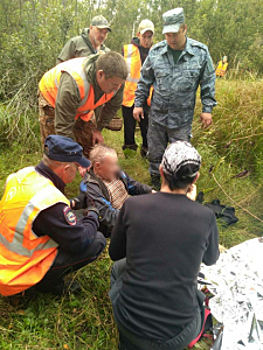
[161,36,195,57]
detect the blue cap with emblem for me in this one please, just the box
[44,135,91,168]
[162,8,185,34]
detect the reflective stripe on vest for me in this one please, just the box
[122,44,152,107]
[215,61,228,77]
[0,186,59,257]
[0,167,70,296]
[39,57,114,122]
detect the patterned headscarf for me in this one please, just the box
[161,141,201,178]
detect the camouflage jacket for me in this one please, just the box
[56,28,110,64]
[135,37,217,129]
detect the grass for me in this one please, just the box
[0,78,263,349]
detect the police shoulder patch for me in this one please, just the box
[63,206,77,226]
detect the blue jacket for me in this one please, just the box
[135,37,217,129]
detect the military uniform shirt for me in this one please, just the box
[135,37,217,129]
[168,46,182,63]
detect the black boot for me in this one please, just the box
[140,146,148,159]
[35,279,81,296]
[122,144,138,158]
[151,175,161,191]
[122,144,138,151]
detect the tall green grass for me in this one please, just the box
[0,78,263,349]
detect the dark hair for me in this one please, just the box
[96,51,128,80]
[163,163,199,191]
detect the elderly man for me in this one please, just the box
[109,141,220,350]
[0,135,106,296]
[133,8,217,189]
[39,52,128,158]
[56,15,111,64]
[74,144,152,237]
[122,19,154,157]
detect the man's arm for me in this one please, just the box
[96,84,124,131]
[56,39,77,65]
[32,203,99,253]
[80,181,120,229]
[122,171,152,195]
[134,54,155,108]
[133,54,155,120]
[55,72,81,140]
[109,203,127,261]
[200,50,217,115]
[202,213,220,266]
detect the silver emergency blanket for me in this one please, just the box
[200,237,263,350]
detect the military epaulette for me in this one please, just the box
[189,38,208,51]
[151,40,167,51]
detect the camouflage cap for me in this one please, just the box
[91,15,111,32]
[162,8,185,34]
[161,141,201,178]
[138,19,155,34]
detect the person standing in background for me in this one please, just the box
[56,15,111,64]
[133,8,216,190]
[122,20,154,158]
[216,56,228,77]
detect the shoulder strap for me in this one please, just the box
[80,33,96,54]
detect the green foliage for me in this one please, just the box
[0,1,263,348]
[0,121,262,349]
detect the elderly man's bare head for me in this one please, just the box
[90,144,119,182]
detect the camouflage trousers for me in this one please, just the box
[38,92,96,158]
[147,118,192,177]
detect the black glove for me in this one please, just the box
[69,193,86,210]
[83,195,100,218]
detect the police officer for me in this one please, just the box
[133,8,217,190]
[0,135,106,296]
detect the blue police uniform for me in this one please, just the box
[135,10,216,186]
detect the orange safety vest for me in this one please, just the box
[215,61,228,77]
[122,44,153,107]
[0,167,70,296]
[39,57,114,122]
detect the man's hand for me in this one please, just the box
[133,107,144,121]
[92,129,104,146]
[84,194,100,218]
[78,166,88,178]
[70,193,86,210]
[199,113,213,128]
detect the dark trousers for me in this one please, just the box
[122,105,148,149]
[147,118,192,177]
[109,259,202,350]
[36,232,106,293]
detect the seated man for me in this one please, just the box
[0,135,106,296]
[77,144,153,237]
[109,141,220,350]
